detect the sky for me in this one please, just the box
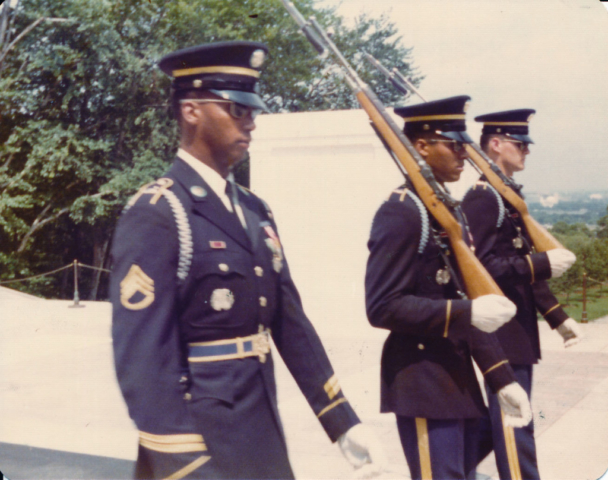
[318,0,608,195]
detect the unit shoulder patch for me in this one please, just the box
[120,264,155,310]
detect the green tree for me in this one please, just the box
[597,206,608,239]
[549,222,608,301]
[0,0,421,299]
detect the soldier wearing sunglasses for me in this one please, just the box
[461,109,579,480]
[365,97,533,480]
[110,41,385,479]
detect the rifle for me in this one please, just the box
[281,0,503,299]
[364,53,564,252]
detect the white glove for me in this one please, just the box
[497,382,533,428]
[471,294,517,333]
[546,249,576,278]
[557,318,583,348]
[338,424,387,478]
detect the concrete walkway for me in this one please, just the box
[1,291,607,479]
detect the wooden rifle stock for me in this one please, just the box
[364,53,564,253]
[355,91,502,298]
[281,0,503,298]
[465,144,564,252]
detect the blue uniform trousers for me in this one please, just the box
[397,416,480,480]
[478,364,539,480]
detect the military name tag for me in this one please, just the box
[436,268,451,285]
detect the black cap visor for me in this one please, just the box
[506,133,534,144]
[209,89,269,113]
[438,130,474,143]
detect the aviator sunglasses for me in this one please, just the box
[180,98,262,119]
[502,139,530,152]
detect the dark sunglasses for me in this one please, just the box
[428,139,466,153]
[502,139,530,152]
[180,99,262,119]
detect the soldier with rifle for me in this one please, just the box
[461,110,580,480]
[364,97,534,480]
[278,2,539,477]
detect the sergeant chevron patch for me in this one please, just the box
[120,265,155,310]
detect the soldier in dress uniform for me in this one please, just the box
[461,109,580,480]
[110,41,385,480]
[364,96,534,480]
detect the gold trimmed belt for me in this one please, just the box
[188,327,271,363]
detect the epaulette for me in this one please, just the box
[466,180,505,228]
[389,187,429,254]
[123,178,193,283]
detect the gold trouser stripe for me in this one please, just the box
[443,300,452,338]
[167,455,211,480]
[526,255,535,284]
[483,121,529,126]
[404,114,465,122]
[139,432,206,454]
[483,360,509,376]
[324,375,342,400]
[415,418,433,480]
[543,304,560,317]
[172,65,260,78]
[501,411,523,480]
[317,398,347,418]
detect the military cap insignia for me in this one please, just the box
[210,289,234,311]
[120,265,155,310]
[250,49,265,68]
[193,79,203,88]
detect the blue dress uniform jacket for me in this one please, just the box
[365,181,516,419]
[110,158,360,479]
[461,180,568,364]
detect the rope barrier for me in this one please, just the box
[0,263,74,285]
[0,261,110,285]
[78,262,111,273]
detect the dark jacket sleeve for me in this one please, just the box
[469,329,517,393]
[267,215,360,443]
[462,185,551,285]
[110,199,209,478]
[365,199,471,344]
[533,280,569,328]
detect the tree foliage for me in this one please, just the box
[548,221,608,301]
[0,0,421,298]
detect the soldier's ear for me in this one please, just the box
[488,136,502,155]
[180,100,203,127]
[413,138,429,158]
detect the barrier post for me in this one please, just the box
[68,260,85,309]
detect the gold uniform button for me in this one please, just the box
[219,263,229,272]
[259,296,267,307]
[254,266,264,277]
[184,393,192,401]
[417,343,425,350]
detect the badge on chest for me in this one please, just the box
[263,224,283,273]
